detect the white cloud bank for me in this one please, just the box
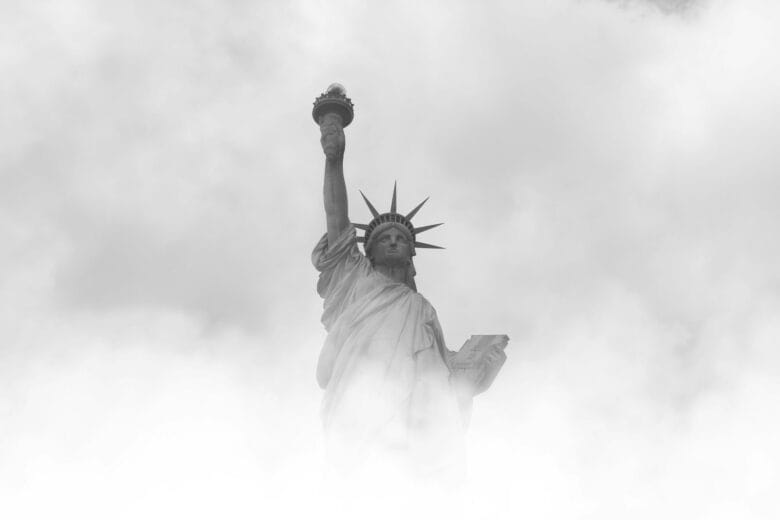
[1,0,779,518]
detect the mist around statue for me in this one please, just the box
[2,1,779,519]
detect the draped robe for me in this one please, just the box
[312,225,464,474]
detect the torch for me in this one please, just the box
[312,83,354,127]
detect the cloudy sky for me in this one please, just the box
[2,0,779,518]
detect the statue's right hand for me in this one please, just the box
[319,113,345,161]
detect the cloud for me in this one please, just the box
[2,0,780,518]
[606,0,707,15]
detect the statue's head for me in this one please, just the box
[366,222,418,291]
[356,183,443,291]
[366,223,416,268]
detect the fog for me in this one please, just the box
[2,0,778,518]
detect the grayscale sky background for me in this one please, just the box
[2,0,778,518]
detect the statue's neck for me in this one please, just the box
[374,263,412,288]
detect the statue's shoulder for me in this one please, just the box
[312,225,366,271]
[412,291,439,318]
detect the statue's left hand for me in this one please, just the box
[451,344,506,396]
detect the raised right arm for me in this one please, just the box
[319,113,349,245]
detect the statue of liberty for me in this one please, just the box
[311,84,507,478]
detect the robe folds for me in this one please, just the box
[312,225,464,474]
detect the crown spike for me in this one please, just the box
[353,223,369,231]
[414,241,445,250]
[390,181,398,214]
[405,197,429,221]
[413,223,443,234]
[359,190,380,218]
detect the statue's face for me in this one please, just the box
[369,226,413,267]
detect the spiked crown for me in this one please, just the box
[354,182,444,254]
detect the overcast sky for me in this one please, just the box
[2,0,779,518]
